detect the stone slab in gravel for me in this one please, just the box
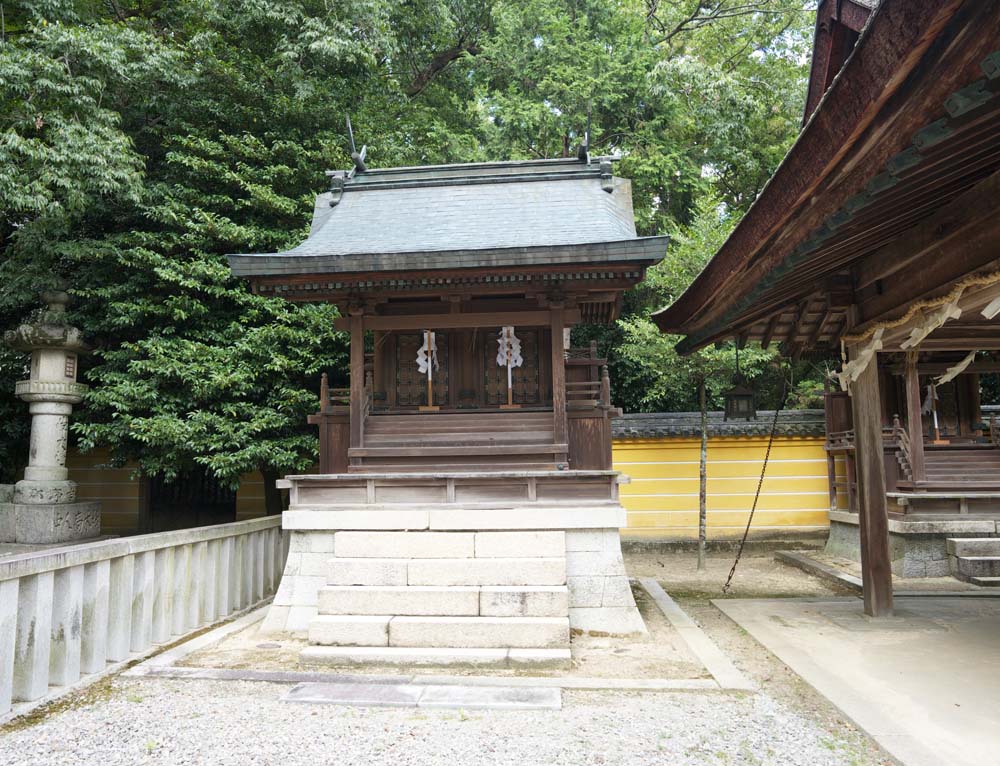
[281,681,561,711]
[283,681,424,708]
[416,684,560,710]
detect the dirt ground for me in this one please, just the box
[634,549,893,764]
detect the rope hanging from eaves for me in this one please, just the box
[831,268,1000,391]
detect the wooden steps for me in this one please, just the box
[348,461,559,474]
[354,411,565,473]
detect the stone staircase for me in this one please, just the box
[947,538,1000,586]
[299,530,572,668]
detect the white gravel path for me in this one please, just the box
[0,677,888,766]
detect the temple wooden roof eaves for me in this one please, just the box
[652,0,1000,356]
[235,237,669,280]
[228,156,665,281]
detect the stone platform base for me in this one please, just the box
[260,471,646,642]
[0,500,101,544]
[826,511,1000,578]
[264,526,645,637]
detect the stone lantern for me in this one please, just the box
[0,290,100,544]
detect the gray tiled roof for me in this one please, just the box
[612,410,827,439]
[229,158,667,277]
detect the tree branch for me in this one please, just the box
[405,41,480,98]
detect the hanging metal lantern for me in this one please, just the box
[723,383,756,421]
[723,344,756,421]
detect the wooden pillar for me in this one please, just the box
[904,351,925,482]
[550,307,568,448]
[349,313,364,451]
[848,346,894,617]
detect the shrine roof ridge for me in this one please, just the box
[332,156,617,192]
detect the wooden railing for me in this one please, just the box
[890,415,913,480]
[564,365,612,409]
[991,414,1000,447]
[1,516,286,717]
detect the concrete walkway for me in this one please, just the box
[715,596,1000,766]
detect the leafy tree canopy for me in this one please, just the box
[0,0,821,488]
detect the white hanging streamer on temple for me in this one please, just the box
[834,327,884,391]
[936,350,977,386]
[496,326,523,392]
[416,330,439,376]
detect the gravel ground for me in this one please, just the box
[0,551,894,766]
[0,677,887,766]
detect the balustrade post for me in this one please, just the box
[171,545,190,637]
[242,534,255,608]
[202,540,219,624]
[152,548,174,644]
[253,532,265,602]
[13,571,54,701]
[80,560,110,673]
[106,556,134,662]
[261,529,274,596]
[49,565,84,686]
[0,579,20,714]
[131,550,155,652]
[188,542,206,629]
[231,535,244,610]
[218,537,234,618]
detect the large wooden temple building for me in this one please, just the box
[655,0,1000,615]
[229,156,666,663]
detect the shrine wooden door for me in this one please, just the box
[394,331,450,407]
[483,329,541,406]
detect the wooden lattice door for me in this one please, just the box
[484,329,541,406]
[395,332,449,407]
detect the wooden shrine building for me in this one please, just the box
[654,0,1000,615]
[228,157,665,656]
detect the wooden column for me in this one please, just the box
[848,346,894,617]
[550,306,568,448]
[349,313,364,451]
[904,351,925,482]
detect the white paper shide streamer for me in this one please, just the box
[416,331,439,377]
[496,326,523,395]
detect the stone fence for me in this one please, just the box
[1,516,286,717]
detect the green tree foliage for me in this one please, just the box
[0,0,818,498]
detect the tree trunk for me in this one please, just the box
[262,467,283,516]
[698,379,708,571]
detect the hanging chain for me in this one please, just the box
[723,370,790,593]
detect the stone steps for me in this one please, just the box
[302,530,572,667]
[969,576,1000,587]
[946,537,1000,582]
[299,646,572,669]
[310,615,570,649]
[318,585,569,617]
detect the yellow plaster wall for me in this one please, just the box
[613,435,834,541]
[66,448,269,535]
[69,436,839,540]
[66,448,143,537]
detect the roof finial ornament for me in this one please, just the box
[346,115,367,178]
